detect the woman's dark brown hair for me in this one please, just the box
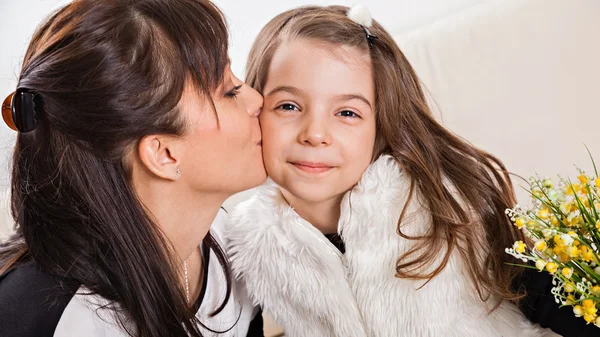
[245,5,525,304]
[0,0,234,336]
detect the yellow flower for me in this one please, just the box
[559,253,571,263]
[596,220,600,231]
[535,260,547,271]
[596,177,600,188]
[582,250,595,262]
[579,174,589,184]
[513,241,526,254]
[591,286,600,295]
[515,217,526,229]
[534,240,547,251]
[550,216,559,226]
[538,209,550,220]
[566,246,580,259]
[567,213,584,227]
[574,305,584,317]
[582,197,591,208]
[584,313,597,324]
[567,184,580,195]
[553,246,563,255]
[533,188,543,198]
[562,268,574,279]
[582,300,598,321]
[583,299,596,309]
[567,295,576,305]
[554,234,564,246]
[546,262,558,274]
[564,283,576,293]
[543,179,554,189]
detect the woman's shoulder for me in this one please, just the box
[209,206,232,244]
[0,261,78,337]
[0,262,128,337]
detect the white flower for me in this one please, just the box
[535,260,547,271]
[347,4,373,27]
[567,210,581,223]
[561,233,574,246]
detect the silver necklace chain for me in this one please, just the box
[183,260,190,304]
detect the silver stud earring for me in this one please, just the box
[175,168,181,180]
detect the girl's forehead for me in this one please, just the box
[264,39,374,101]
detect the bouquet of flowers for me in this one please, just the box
[505,151,600,327]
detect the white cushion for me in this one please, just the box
[397,0,600,201]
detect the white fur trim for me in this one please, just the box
[347,4,373,27]
[227,155,559,337]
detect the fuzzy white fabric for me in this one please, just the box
[226,155,559,337]
[347,4,373,27]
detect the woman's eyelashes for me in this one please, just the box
[224,84,243,98]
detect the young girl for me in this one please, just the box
[226,5,597,337]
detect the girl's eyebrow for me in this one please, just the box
[333,94,372,108]
[265,85,303,97]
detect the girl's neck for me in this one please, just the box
[281,188,343,234]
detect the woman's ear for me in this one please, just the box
[137,135,181,181]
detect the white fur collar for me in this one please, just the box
[226,155,558,337]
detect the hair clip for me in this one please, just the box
[2,88,40,133]
[347,4,378,47]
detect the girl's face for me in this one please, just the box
[260,38,376,204]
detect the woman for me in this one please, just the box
[0,0,265,336]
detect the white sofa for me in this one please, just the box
[396,0,600,202]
